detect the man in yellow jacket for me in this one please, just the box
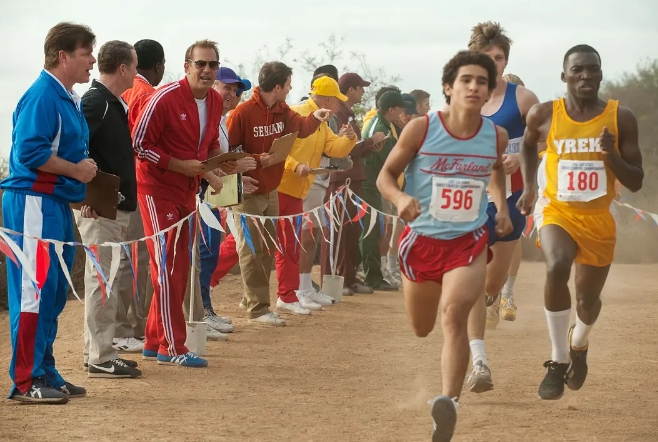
[275,76,357,314]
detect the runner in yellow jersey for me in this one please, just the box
[518,44,643,401]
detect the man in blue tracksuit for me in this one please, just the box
[1,22,98,404]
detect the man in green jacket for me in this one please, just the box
[360,90,406,290]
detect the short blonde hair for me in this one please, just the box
[468,21,512,60]
[503,73,524,86]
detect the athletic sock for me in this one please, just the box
[387,253,397,271]
[380,256,387,271]
[299,273,313,292]
[502,275,517,299]
[469,339,488,366]
[544,308,571,363]
[571,314,594,349]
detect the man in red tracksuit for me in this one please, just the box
[132,40,225,367]
[227,61,331,326]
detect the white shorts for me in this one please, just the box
[302,184,327,230]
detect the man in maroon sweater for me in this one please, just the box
[227,61,330,326]
[320,73,386,295]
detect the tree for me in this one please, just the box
[0,156,8,180]
[225,33,401,122]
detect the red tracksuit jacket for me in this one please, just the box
[132,77,223,206]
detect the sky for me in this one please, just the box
[0,0,656,157]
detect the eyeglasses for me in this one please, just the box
[187,59,219,70]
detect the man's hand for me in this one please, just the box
[207,174,224,195]
[600,126,616,156]
[241,176,259,194]
[235,156,257,173]
[396,194,421,223]
[370,132,387,152]
[340,124,355,140]
[502,153,520,175]
[219,160,237,175]
[80,205,99,220]
[177,159,206,177]
[313,109,332,122]
[295,164,311,177]
[494,211,513,237]
[516,187,536,216]
[74,158,98,183]
[259,153,276,168]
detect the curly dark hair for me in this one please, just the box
[442,50,497,104]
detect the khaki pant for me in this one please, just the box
[115,206,153,339]
[233,191,278,319]
[76,210,131,365]
[183,222,204,322]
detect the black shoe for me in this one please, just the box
[9,377,69,404]
[58,382,86,398]
[85,359,136,369]
[430,395,457,442]
[88,359,142,378]
[538,360,569,400]
[119,358,139,368]
[566,325,588,391]
[372,281,398,292]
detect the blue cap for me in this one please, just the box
[236,77,252,96]
[215,67,245,89]
[402,93,418,115]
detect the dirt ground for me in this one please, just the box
[0,262,657,442]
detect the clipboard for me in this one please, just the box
[70,171,121,220]
[203,151,250,170]
[309,167,345,175]
[266,131,299,165]
[205,174,243,208]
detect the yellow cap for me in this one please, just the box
[310,76,348,101]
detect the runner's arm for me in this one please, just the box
[519,102,551,190]
[606,106,643,192]
[517,87,547,153]
[488,126,510,215]
[376,116,427,206]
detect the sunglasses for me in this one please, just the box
[187,59,220,70]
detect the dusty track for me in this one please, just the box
[1,263,657,441]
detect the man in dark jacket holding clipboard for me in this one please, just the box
[75,40,142,379]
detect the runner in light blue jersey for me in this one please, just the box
[377,50,511,442]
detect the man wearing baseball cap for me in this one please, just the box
[275,76,358,313]
[184,67,257,341]
[400,93,419,127]
[360,90,405,292]
[319,72,383,295]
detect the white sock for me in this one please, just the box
[571,315,594,349]
[502,275,517,299]
[544,308,571,363]
[381,256,387,271]
[299,273,313,292]
[387,253,397,271]
[469,339,487,366]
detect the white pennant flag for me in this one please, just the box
[225,209,239,237]
[0,230,38,286]
[106,243,122,296]
[259,217,282,254]
[313,208,329,243]
[53,242,82,303]
[363,207,378,239]
[198,202,224,232]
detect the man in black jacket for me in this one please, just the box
[75,40,142,379]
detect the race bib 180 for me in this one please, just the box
[557,160,607,202]
[430,176,484,222]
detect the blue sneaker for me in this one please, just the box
[142,349,158,360]
[156,352,208,368]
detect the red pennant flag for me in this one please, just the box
[0,236,18,265]
[90,245,107,306]
[35,240,51,293]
